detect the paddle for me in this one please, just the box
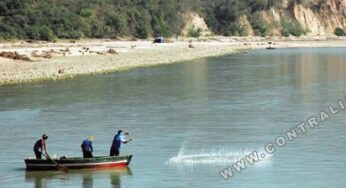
[42,153,69,172]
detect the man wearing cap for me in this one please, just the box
[81,136,94,158]
[110,130,132,156]
[33,134,48,159]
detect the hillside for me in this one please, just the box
[200,0,346,37]
[0,0,345,41]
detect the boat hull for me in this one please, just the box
[25,155,132,171]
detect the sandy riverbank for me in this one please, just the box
[1,37,346,86]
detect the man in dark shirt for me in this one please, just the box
[110,130,132,156]
[33,134,48,159]
[81,136,94,158]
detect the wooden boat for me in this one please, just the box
[266,46,276,50]
[24,155,132,171]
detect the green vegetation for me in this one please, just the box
[203,0,284,36]
[0,0,327,40]
[334,27,345,36]
[281,20,306,37]
[249,12,276,37]
[0,0,190,40]
[188,28,202,38]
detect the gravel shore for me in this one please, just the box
[1,38,346,86]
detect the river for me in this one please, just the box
[0,48,345,188]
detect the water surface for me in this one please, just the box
[0,48,346,188]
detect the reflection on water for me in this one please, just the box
[25,168,132,188]
[83,173,93,188]
[110,172,121,188]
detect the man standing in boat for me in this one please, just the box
[81,136,94,158]
[110,130,132,156]
[33,134,48,159]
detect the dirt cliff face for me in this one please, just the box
[266,0,346,36]
[188,0,346,37]
[181,12,211,37]
[291,0,346,35]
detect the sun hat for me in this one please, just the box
[42,134,48,139]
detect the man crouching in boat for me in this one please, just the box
[110,130,132,156]
[81,136,94,158]
[33,134,48,159]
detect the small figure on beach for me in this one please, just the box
[153,36,164,43]
[110,130,132,156]
[33,134,48,159]
[81,136,94,158]
[188,41,195,48]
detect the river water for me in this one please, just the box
[0,48,346,188]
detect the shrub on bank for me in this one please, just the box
[27,25,56,41]
[188,28,202,38]
[281,20,306,37]
[334,27,345,36]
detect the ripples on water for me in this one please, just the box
[167,146,272,167]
